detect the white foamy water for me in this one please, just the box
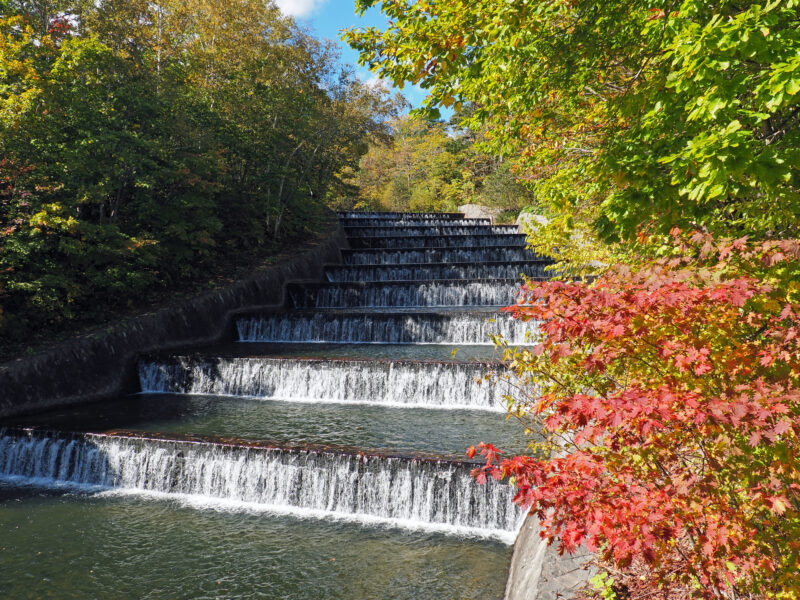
[350,234,526,249]
[343,247,536,265]
[337,212,462,220]
[138,358,511,412]
[0,431,525,540]
[324,262,547,282]
[289,280,522,309]
[340,218,491,227]
[344,226,519,237]
[236,312,536,345]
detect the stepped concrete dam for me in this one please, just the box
[0,211,589,599]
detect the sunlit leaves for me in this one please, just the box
[474,235,800,598]
[350,112,534,214]
[347,1,800,246]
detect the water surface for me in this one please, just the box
[208,342,505,361]
[8,394,532,459]
[0,484,510,600]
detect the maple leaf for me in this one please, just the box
[769,497,789,515]
[771,420,791,437]
[470,467,487,485]
[759,352,774,367]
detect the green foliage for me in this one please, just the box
[603,0,800,241]
[590,573,618,600]
[0,0,396,342]
[345,0,800,250]
[350,112,534,213]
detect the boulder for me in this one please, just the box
[516,212,549,235]
[458,204,504,222]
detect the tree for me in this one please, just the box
[345,1,800,248]
[0,0,395,343]
[347,2,800,596]
[472,232,800,598]
[351,112,534,214]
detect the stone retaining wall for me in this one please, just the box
[0,219,347,418]
[505,514,594,600]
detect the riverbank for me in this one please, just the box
[1,220,333,363]
[0,216,347,418]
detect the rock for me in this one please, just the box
[516,213,549,235]
[458,204,504,222]
[504,513,594,600]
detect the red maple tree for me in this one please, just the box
[472,232,800,598]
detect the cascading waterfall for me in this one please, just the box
[340,218,492,227]
[336,211,463,220]
[348,234,527,249]
[343,247,537,265]
[288,280,522,309]
[325,261,549,282]
[3,208,538,577]
[0,430,524,540]
[236,311,536,345]
[138,357,511,411]
[344,226,519,237]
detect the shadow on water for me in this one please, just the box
[0,479,80,501]
[4,390,532,459]
[189,341,506,361]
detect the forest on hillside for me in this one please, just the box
[0,0,398,342]
[334,112,535,219]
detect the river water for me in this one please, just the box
[0,212,540,599]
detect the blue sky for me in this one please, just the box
[275,0,430,110]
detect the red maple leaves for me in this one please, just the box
[471,233,800,598]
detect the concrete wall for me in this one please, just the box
[0,219,347,418]
[458,204,504,223]
[505,514,594,600]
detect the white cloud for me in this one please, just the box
[275,0,327,18]
[365,74,389,89]
[355,70,390,91]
